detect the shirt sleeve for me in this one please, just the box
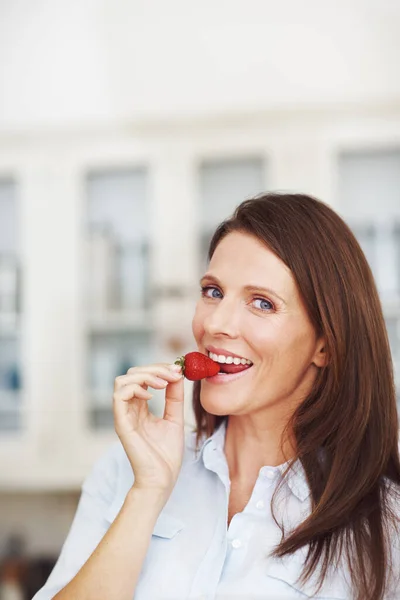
[32,442,123,600]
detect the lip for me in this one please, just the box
[206,345,251,362]
[205,365,253,385]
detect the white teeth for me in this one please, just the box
[208,351,252,366]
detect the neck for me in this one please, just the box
[224,412,295,482]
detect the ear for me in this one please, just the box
[312,337,328,368]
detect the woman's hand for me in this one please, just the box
[113,363,185,504]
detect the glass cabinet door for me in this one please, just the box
[0,179,22,432]
[198,157,265,268]
[84,168,155,429]
[337,149,400,393]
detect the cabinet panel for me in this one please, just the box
[0,179,22,433]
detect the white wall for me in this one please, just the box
[1,0,400,131]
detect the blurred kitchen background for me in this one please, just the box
[0,0,400,597]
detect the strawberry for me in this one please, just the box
[174,351,220,381]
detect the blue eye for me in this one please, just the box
[201,286,222,299]
[200,286,274,312]
[253,298,273,311]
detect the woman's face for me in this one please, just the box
[192,231,325,418]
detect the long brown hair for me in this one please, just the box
[192,193,400,600]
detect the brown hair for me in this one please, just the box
[192,193,400,600]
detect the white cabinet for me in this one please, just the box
[0,115,399,491]
[0,143,263,490]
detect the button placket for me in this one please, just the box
[226,512,244,549]
[250,466,282,514]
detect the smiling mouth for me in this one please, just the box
[207,351,253,374]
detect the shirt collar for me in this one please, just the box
[192,420,311,503]
[277,459,311,502]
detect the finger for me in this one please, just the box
[126,374,169,390]
[127,362,174,375]
[128,365,183,383]
[113,383,151,430]
[163,376,184,426]
[114,372,177,392]
[114,383,153,403]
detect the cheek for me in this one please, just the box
[250,319,282,356]
[276,324,317,369]
[192,303,205,342]
[250,318,306,364]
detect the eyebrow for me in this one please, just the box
[199,273,287,305]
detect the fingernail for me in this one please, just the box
[170,364,182,373]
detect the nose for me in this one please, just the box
[203,297,239,339]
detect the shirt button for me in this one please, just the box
[231,538,242,549]
[261,467,277,480]
[256,499,265,510]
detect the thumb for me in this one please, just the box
[163,375,184,425]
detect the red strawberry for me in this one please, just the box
[174,352,220,381]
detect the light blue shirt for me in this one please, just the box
[33,422,399,599]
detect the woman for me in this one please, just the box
[33,193,400,600]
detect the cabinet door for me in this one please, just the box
[198,157,265,267]
[84,168,156,429]
[0,178,22,433]
[337,149,400,391]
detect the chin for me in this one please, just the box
[200,390,238,416]
[200,399,228,416]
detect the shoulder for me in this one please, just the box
[84,429,204,523]
[383,478,400,570]
[82,440,133,507]
[83,427,202,493]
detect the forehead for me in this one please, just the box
[209,232,294,290]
